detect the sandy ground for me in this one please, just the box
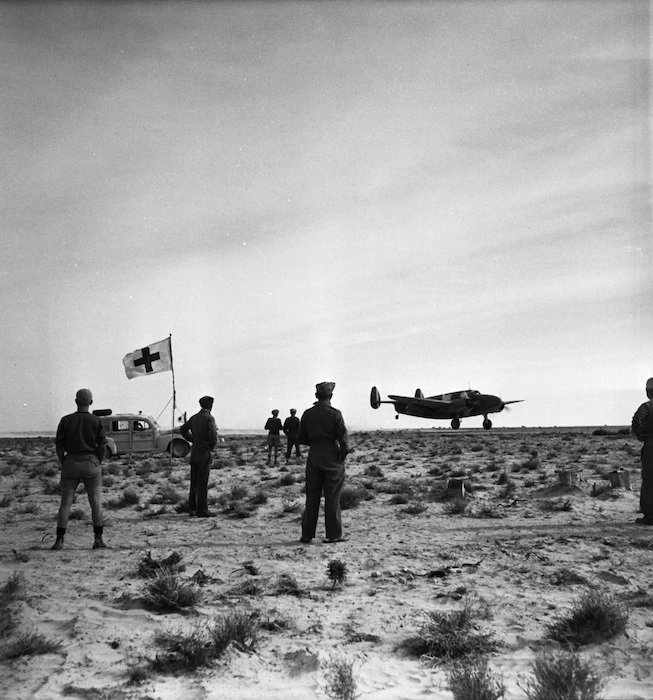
[1,428,652,700]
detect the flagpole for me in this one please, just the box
[170,333,176,466]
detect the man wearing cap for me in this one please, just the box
[265,409,283,465]
[632,378,653,525]
[283,408,301,464]
[180,396,218,517]
[52,388,108,550]
[297,382,350,544]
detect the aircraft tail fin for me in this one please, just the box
[415,388,424,399]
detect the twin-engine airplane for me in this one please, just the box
[370,386,523,430]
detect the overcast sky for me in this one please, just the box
[1,0,651,433]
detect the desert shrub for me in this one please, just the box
[540,499,573,512]
[41,478,60,495]
[102,475,116,487]
[225,579,263,597]
[108,487,140,508]
[339,485,367,510]
[327,559,348,588]
[444,498,469,515]
[137,550,185,577]
[3,630,63,659]
[0,494,14,508]
[401,599,496,661]
[249,489,268,505]
[152,623,214,672]
[211,610,259,656]
[68,507,85,520]
[135,460,155,477]
[363,464,384,478]
[323,653,357,700]
[547,590,628,648]
[276,473,296,487]
[272,573,305,597]
[142,572,200,612]
[473,504,506,519]
[105,461,121,475]
[126,664,150,685]
[521,649,606,700]
[0,572,25,636]
[402,502,428,515]
[447,656,505,700]
[149,484,181,505]
[280,500,302,514]
[388,493,410,505]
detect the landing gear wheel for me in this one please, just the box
[483,418,492,430]
[451,417,460,430]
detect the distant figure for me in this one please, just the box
[52,388,107,551]
[180,396,218,517]
[283,408,301,464]
[632,378,653,526]
[265,409,283,465]
[297,382,350,544]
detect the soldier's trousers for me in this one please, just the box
[189,448,212,515]
[641,441,653,519]
[301,442,345,541]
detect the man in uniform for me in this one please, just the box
[283,408,301,464]
[52,388,107,550]
[180,395,218,517]
[297,382,350,544]
[265,409,283,465]
[632,377,653,525]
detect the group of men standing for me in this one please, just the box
[52,381,350,549]
[51,376,653,551]
[264,408,301,465]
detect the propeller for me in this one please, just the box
[500,400,523,412]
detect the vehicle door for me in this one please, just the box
[131,418,155,452]
[108,418,131,454]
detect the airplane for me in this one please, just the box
[370,386,523,430]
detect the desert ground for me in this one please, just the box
[1,427,652,700]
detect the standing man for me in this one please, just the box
[297,382,350,544]
[265,409,283,465]
[52,388,107,551]
[180,396,218,517]
[283,408,301,464]
[632,378,653,526]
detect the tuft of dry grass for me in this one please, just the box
[547,589,628,648]
[447,656,505,700]
[521,649,606,700]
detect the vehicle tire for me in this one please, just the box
[103,444,113,460]
[169,439,190,458]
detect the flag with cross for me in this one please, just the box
[123,337,173,379]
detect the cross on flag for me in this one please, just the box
[123,337,173,379]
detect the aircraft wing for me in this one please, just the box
[387,394,453,409]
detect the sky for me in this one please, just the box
[1,0,651,433]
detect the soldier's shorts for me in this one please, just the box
[61,454,102,492]
[267,435,281,446]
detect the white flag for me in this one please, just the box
[123,338,172,379]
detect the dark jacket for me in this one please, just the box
[180,409,218,451]
[283,416,300,435]
[633,401,653,443]
[55,411,107,464]
[265,417,283,435]
[297,400,349,459]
